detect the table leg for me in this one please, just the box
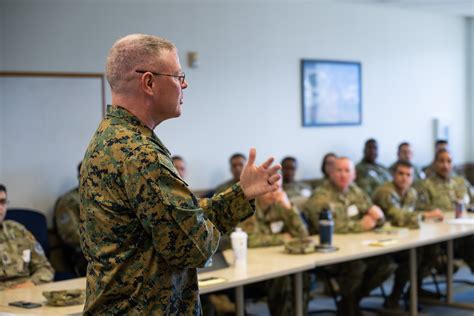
[446,239,454,303]
[409,247,418,316]
[235,286,244,316]
[294,272,303,316]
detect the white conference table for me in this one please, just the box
[0,216,473,316]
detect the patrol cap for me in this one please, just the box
[42,289,85,306]
[284,237,316,254]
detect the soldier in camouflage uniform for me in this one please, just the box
[417,149,474,273]
[213,153,247,194]
[355,139,392,197]
[422,139,449,178]
[0,184,54,290]
[53,162,87,276]
[372,161,424,309]
[388,142,424,182]
[281,156,312,209]
[80,34,281,315]
[303,158,396,316]
[239,179,309,316]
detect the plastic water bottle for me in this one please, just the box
[230,227,248,267]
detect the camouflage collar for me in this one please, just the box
[430,173,452,183]
[106,105,171,157]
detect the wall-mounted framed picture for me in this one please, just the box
[301,59,362,127]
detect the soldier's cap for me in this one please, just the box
[284,237,317,254]
[42,289,85,306]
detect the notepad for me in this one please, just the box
[198,277,227,287]
[447,218,474,225]
[364,238,399,247]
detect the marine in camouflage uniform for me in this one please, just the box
[355,139,392,197]
[417,149,474,274]
[372,161,424,308]
[239,190,309,316]
[302,158,395,316]
[80,106,256,314]
[0,220,54,290]
[53,186,87,276]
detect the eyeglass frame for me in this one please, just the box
[135,70,186,85]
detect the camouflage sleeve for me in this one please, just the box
[355,177,376,198]
[238,216,284,248]
[54,197,81,247]
[22,228,54,285]
[372,188,418,228]
[463,178,473,205]
[124,147,253,268]
[277,205,308,239]
[248,233,285,248]
[415,181,433,211]
[198,183,255,234]
[301,192,327,235]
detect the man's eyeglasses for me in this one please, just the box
[0,199,9,206]
[135,70,186,85]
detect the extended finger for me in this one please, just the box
[260,156,275,169]
[268,173,281,185]
[247,147,256,166]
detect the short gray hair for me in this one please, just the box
[105,34,176,94]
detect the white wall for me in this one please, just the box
[468,18,474,161]
[0,7,4,181]
[0,0,469,219]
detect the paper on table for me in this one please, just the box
[447,218,474,225]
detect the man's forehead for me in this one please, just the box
[336,159,354,169]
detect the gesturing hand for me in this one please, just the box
[240,148,281,200]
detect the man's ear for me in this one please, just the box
[139,73,156,96]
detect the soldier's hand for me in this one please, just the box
[368,205,385,220]
[360,214,376,231]
[9,281,35,289]
[424,209,444,221]
[274,191,292,209]
[240,148,281,200]
[281,233,293,241]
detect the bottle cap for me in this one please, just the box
[319,208,332,220]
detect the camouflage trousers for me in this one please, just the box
[320,255,397,299]
[455,235,474,273]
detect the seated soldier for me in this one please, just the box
[213,153,246,194]
[281,156,312,208]
[238,178,309,316]
[356,139,392,197]
[417,149,474,274]
[53,162,87,276]
[388,142,424,182]
[303,157,396,316]
[171,155,187,179]
[308,152,337,190]
[373,161,423,309]
[0,184,54,290]
[422,139,449,178]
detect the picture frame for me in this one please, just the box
[301,59,362,127]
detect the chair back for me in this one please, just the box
[5,208,50,256]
